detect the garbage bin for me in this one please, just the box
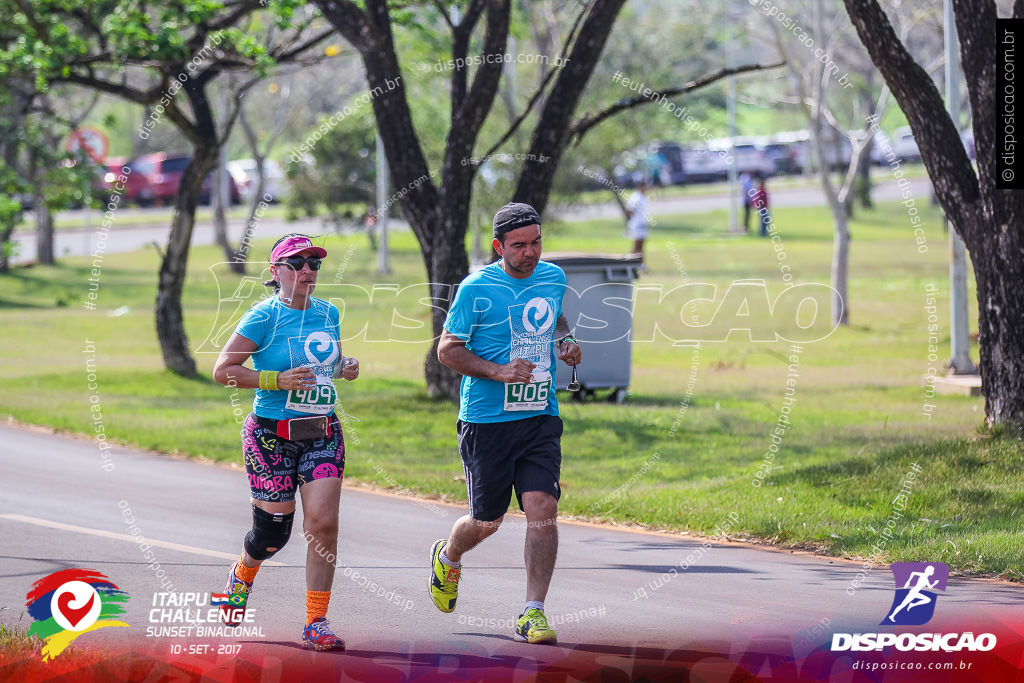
[545,252,643,403]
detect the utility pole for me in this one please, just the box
[944,0,975,374]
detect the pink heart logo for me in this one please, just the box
[56,591,95,629]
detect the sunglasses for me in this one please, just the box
[276,256,322,271]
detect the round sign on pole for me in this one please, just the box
[66,126,109,164]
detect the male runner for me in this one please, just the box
[428,202,582,644]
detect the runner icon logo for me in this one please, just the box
[883,562,948,626]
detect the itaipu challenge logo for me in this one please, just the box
[882,562,948,626]
[25,568,130,661]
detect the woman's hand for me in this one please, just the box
[278,366,316,390]
[340,357,360,381]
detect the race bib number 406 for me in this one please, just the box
[504,370,552,412]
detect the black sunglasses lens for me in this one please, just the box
[281,256,322,271]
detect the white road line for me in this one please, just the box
[0,513,286,567]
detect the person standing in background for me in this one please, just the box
[625,181,650,258]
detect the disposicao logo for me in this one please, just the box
[25,568,130,661]
[883,562,947,626]
[831,562,996,653]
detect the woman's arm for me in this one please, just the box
[212,333,316,390]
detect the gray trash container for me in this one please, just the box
[545,253,642,403]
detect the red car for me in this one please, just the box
[99,157,156,206]
[132,152,240,206]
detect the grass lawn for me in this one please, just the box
[2,199,1019,580]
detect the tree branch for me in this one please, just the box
[272,28,335,63]
[473,0,588,163]
[842,0,979,237]
[568,61,785,146]
[450,0,488,111]
[431,0,456,30]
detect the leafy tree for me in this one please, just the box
[4,0,332,375]
[843,0,1024,428]
[316,0,777,397]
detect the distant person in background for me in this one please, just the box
[751,175,771,237]
[739,171,755,232]
[625,181,650,258]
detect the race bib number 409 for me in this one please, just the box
[503,370,552,412]
[285,378,337,415]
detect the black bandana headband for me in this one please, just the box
[492,202,541,238]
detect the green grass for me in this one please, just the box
[13,203,289,233]
[2,200,1019,579]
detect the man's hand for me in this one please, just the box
[558,340,582,366]
[494,358,536,383]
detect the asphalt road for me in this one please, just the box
[10,175,934,265]
[2,422,1020,680]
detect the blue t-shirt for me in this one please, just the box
[444,260,567,423]
[235,295,342,420]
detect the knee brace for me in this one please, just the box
[244,506,294,561]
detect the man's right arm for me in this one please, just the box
[437,330,535,384]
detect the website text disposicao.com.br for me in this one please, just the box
[849,660,974,672]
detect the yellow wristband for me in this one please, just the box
[259,371,279,391]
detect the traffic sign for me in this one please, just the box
[66,126,109,164]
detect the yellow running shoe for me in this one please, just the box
[514,608,557,644]
[428,539,461,613]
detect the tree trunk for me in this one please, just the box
[424,215,470,398]
[0,221,16,273]
[829,206,850,326]
[971,232,1024,428]
[35,200,54,265]
[212,145,237,270]
[233,155,266,273]
[842,0,1024,427]
[155,145,218,377]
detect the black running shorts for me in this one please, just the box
[457,414,562,523]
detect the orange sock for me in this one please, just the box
[306,590,331,625]
[235,554,260,584]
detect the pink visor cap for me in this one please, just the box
[271,235,328,264]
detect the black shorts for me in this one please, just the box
[457,415,562,523]
[241,413,345,503]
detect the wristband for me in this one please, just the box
[258,370,280,391]
[557,335,577,347]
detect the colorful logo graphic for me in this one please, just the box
[25,568,130,660]
[882,562,949,626]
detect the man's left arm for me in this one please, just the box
[554,314,582,366]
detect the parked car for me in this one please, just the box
[891,126,921,163]
[680,145,729,183]
[227,158,288,203]
[728,143,776,177]
[132,152,240,205]
[763,142,799,175]
[647,142,687,186]
[98,157,156,206]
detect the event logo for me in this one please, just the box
[522,297,553,336]
[303,331,339,366]
[883,562,948,626]
[25,569,129,661]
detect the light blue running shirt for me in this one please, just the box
[235,295,342,420]
[444,260,567,423]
